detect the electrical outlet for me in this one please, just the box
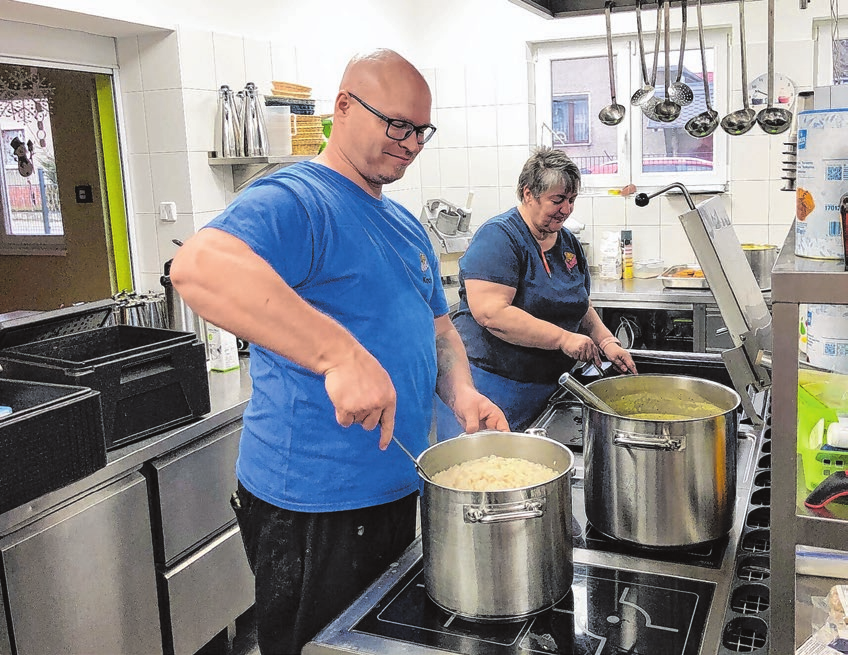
[159,201,177,223]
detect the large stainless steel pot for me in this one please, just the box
[418,431,574,621]
[582,374,740,547]
[741,243,778,290]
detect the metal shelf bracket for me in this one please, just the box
[207,154,313,192]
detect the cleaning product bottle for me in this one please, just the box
[621,230,633,280]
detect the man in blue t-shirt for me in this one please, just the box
[170,49,507,654]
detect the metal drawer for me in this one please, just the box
[148,420,242,565]
[160,524,254,655]
[706,309,735,352]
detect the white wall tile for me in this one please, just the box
[626,194,661,226]
[435,107,468,148]
[244,38,273,96]
[183,89,218,153]
[419,68,437,105]
[659,194,700,225]
[178,28,216,91]
[498,186,518,211]
[660,224,696,264]
[438,149,470,189]
[116,37,143,93]
[468,146,499,188]
[213,33,246,90]
[193,210,223,232]
[434,66,466,109]
[467,186,501,227]
[156,213,197,268]
[592,195,627,227]
[144,89,188,153]
[138,31,182,91]
[466,64,497,106]
[131,212,161,276]
[417,149,441,188]
[149,151,193,212]
[497,146,530,187]
[127,154,155,215]
[568,196,594,230]
[769,222,793,247]
[271,44,299,85]
[768,180,795,229]
[137,272,163,293]
[630,226,662,261]
[440,187,473,210]
[730,133,771,181]
[496,104,530,146]
[774,40,815,90]
[466,106,498,147]
[496,59,530,105]
[730,180,771,224]
[121,92,149,155]
[188,151,227,214]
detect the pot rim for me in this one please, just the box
[417,430,575,493]
[583,373,742,420]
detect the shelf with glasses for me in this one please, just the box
[208,153,313,192]
[769,223,848,654]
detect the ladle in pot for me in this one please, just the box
[631,0,661,107]
[667,0,694,107]
[392,435,432,482]
[654,0,682,123]
[755,0,792,134]
[559,372,619,415]
[685,0,720,138]
[599,1,626,126]
[720,0,757,135]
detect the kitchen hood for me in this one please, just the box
[508,0,788,19]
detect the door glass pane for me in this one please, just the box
[0,70,63,236]
[551,56,617,175]
[641,47,715,175]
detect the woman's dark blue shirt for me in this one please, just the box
[452,207,591,384]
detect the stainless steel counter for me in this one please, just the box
[0,357,252,536]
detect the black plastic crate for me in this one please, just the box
[0,324,210,450]
[0,378,106,514]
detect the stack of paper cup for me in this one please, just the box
[265,106,297,156]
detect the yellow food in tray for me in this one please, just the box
[671,268,705,278]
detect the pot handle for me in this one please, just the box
[614,430,685,452]
[464,499,545,524]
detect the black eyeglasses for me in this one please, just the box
[347,92,436,145]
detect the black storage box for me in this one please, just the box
[0,378,106,514]
[0,301,211,451]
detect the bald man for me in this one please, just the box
[170,49,507,654]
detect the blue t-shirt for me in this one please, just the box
[452,207,590,384]
[206,162,449,512]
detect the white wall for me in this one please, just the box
[4,0,846,284]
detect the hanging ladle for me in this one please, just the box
[668,0,694,106]
[720,0,757,135]
[685,0,720,138]
[654,0,682,122]
[631,0,661,107]
[755,0,792,134]
[599,1,626,126]
[559,372,619,416]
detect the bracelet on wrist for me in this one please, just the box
[598,336,621,353]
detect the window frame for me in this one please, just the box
[813,16,848,86]
[533,26,730,193]
[552,92,592,146]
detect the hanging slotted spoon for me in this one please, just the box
[632,0,661,107]
[720,0,757,135]
[685,0,720,138]
[654,0,682,122]
[599,1,626,126]
[668,0,694,106]
[755,0,792,134]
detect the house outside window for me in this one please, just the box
[534,27,729,191]
[552,93,590,145]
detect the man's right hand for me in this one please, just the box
[323,348,398,451]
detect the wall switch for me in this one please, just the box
[159,201,177,223]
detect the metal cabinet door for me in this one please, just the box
[0,472,162,655]
[148,420,242,565]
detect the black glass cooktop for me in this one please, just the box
[353,561,715,655]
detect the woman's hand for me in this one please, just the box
[603,343,638,374]
[558,331,602,367]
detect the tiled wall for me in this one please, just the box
[115,6,824,287]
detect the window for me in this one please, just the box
[814,16,848,86]
[0,65,64,255]
[552,93,590,144]
[534,25,729,191]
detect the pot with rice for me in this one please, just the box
[417,430,574,621]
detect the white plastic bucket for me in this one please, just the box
[806,304,848,374]
[795,109,848,260]
[265,106,297,156]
